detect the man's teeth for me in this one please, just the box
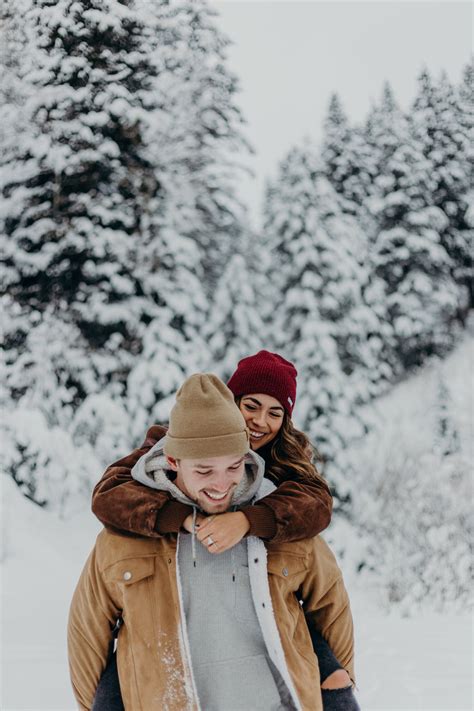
[250,431,265,438]
[204,490,228,500]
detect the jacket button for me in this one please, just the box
[282,568,289,577]
[123,571,132,581]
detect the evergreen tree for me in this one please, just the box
[263,144,367,482]
[0,0,33,151]
[321,92,376,221]
[203,253,264,380]
[372,134,462,370]
[456,58,474,306]
[1,0,161,362]
[364,82,409,202]
[147,0,251,293]
[410,67,471,311]
[126,191,210,441]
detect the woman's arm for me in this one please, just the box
[196,475,333,551]
[91,425,194,538]
[240,476,333,543]
[93,425,332,543]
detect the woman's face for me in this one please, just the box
[239,393,285,451]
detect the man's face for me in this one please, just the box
[166,453,247,513]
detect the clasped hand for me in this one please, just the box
[182,511,250,554]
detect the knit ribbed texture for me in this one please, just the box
[240,503,277,540]
[163,374,249,459]
[227,351,297,415]
[154,500,193,534]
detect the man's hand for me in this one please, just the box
[182,512,206,533]
[196,511,250,554]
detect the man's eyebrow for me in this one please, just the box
[194,456,245,468]
[243,396,284,412]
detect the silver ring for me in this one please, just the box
[207,536,215,546]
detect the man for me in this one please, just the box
[68,374,356,711]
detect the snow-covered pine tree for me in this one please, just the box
[320,92,376,229]
[360,83,413,385]
[410,67,472,314]
[1,0,178,506]
[203,253,264,380]
[262,144,367,504]
[455,58,474,307]
[124,0,253,438]
[0,0,32,151]
[371,97,463,372]
[1,0,162,406]
[364,82,409,200]
[125,192,210,441]
[147,0,251,293]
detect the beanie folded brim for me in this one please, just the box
[163,430,249,460]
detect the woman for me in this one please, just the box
[91,351,359,711]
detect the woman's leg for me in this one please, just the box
[91,653,124,711]
[306,616,361,710]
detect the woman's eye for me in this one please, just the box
[244,405,256,411]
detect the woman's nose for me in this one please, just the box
[252,412,267,428]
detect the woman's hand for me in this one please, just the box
[196,511,250,554]
[182,512,206,533]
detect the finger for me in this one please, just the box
[196,529,213,543]
[208,544,224,555]
[197,516,215,533]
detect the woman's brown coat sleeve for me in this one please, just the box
[91,425,194,538]
[92,425,333,542]
[241,475,332,543]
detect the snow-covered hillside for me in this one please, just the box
[325,327,473,615]
[1,332,472,710]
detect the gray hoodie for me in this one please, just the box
[132,440,290,710]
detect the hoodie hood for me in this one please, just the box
[131,436,275,509]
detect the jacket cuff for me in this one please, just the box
[155,501,193,534]
[240,504,277,540]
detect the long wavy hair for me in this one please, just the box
[235,397,326,486]
[266,412,327,485]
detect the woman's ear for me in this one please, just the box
[165,455,179,471]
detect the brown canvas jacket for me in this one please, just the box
[92,425,333,543]
[68,529,355,711]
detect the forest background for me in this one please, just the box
[0,2,472,707]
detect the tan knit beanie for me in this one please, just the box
[163,374,250,459]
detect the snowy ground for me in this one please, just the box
[1,476,472,711]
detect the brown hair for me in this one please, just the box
[266,412,326,486]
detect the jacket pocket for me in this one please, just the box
[267,553,307,581]
[267,554,308,634]
[103,556,156,586]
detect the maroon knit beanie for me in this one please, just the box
[227,350,297,416]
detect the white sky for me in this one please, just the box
[210,1,473,227]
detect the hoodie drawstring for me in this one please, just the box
[191,507,197,567]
